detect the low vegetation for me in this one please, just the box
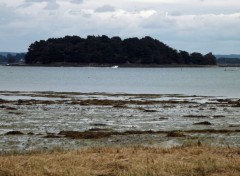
[0,146,239,176]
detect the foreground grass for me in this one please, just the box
[0,146,240,176]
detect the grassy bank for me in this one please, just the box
[0,146,240,176]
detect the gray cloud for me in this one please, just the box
[24,0,83,3]
[22,0,84,10]
[1,0,240,54]
[24,0,54,4]
[95,5,115,13]
[69,0,84,4]
[170,11,182,16]
[44,1,59,10]
[22,0,60,10]
[25,0,50,2]
[68,10,92,18]
[141,12,175,29]
[0,4,16,24]
[24,0,48,2]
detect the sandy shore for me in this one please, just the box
[0,91,240,152]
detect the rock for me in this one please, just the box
[193,121,212,125]
[184,115,208,118]
[5,106,17,110]
[213,115,225,118]
[144,109,158,112]
[27,132,34,135]
[58,131,113,139]
[159,117,168,120]
[17,99,23,104]
[5,131,24,135]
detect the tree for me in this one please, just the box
[190,52,204,65]
[204,52,216,65]
[25,35,216,65]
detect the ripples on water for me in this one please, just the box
[0,66,240,97]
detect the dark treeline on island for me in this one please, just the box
[25,35,216,65]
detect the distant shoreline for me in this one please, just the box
[3,63,218,68]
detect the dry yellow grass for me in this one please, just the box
[0,146,240,176]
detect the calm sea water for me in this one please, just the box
[0,66,240,97]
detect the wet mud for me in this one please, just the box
[0,91,240,151]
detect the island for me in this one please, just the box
[25,35,216,66]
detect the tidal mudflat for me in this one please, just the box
[0,91,240,152]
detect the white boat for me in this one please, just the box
[111,66,118,68]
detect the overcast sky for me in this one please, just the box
[1,0,240,54]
